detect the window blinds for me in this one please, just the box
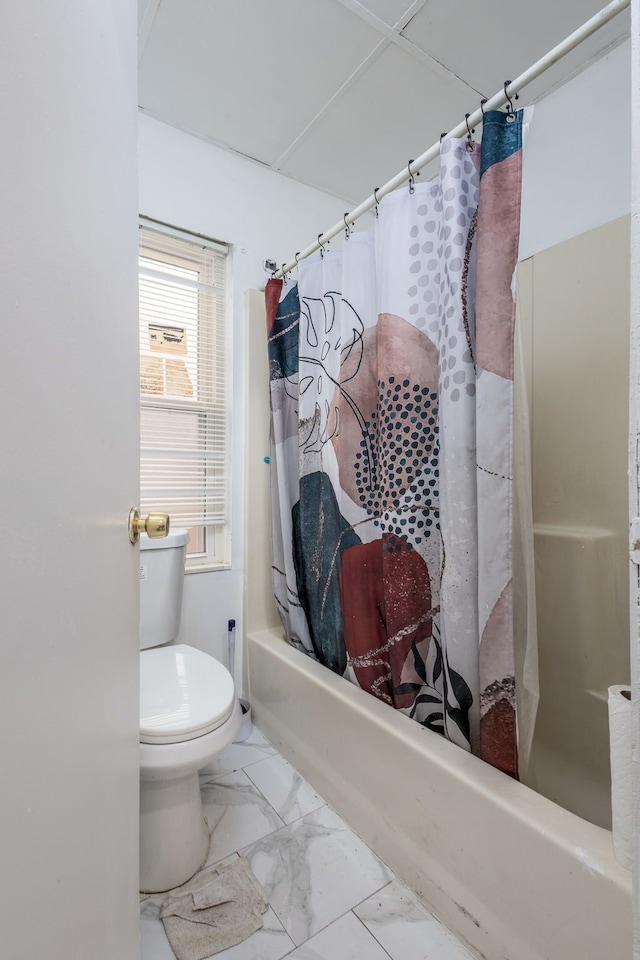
[138,223,229,530]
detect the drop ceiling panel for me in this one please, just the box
[403,0,629,101]
[356,0,423,27]
[279,43,475,202]
[138,0,383,165]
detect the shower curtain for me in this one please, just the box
[266,111,531,777]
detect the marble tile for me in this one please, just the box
[201,770,285,865]
[240,805,392,946]
[355,879,475,960]
[140,900,175,960]
[284,911,391,959]
[200,727,277,778]
[244,753,326,824]
[140,898,295,960]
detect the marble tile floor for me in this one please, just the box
[140,728,475,960]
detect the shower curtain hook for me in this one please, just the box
[440,132,447,142]
[464,113,474,150]
[317,233,326,258]
[281,264,288,284]
[407,160,419,194]
[480,98,488,119]
[294,251,300,269]
[373,187,381,218]
[503,80,519,118]
[344,213,352,240]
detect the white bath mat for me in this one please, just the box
[159,856,268,959]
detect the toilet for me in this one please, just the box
[139,529,241,893]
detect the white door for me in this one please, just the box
[0,4,140,959]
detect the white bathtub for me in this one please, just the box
[247,626,632,960]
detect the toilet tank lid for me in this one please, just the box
[140,528,189,550]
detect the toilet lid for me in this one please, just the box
[140,644,236,744]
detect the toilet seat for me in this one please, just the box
[140,644,236,745]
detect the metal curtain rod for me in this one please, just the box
[275,0,629,279]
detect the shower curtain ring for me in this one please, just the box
[465,113,474,150]
[344,214,351,240]
[480,98,488,118]
[294,251,300,269]
[440,132,447,142]
[281,264,288,283]
[503,81,519,117]
[373,187,381,218]
[317,233,326,258]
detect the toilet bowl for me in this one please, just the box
[139,532,241,893]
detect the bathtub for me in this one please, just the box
[247,626,631,960]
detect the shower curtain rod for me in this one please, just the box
[275,0,629,279]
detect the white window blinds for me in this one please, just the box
[138,223,229,532]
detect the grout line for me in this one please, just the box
[242,753,329,824]
[351,908,396,959]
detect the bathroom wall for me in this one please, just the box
[520,38,630,260]
[0,2,140,958]
[138,114,349,682]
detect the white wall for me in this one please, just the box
[521,39,631,260]
[0,2,140,958]
[138,114,348,682]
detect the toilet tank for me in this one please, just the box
[139,529,189,650]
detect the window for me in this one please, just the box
[138,218,230,569]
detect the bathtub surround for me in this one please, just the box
[266,116,531,778]
[520,217,631,827]
[141,728,476,960]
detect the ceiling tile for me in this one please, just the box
[402,0,629,100]
[354,0,421,27]
[138,0,383,165]
[279,43,473,203]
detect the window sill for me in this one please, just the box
[185,562,232,575]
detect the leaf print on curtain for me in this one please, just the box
[265,280,314,657]
[264,111,527,778]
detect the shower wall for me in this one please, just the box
[519,215,631,826]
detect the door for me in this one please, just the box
[0,3,140,959]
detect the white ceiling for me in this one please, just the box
[138,0,629,204]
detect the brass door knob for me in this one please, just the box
[128,508,170,544]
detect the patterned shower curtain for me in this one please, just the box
[266,111,524,777]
